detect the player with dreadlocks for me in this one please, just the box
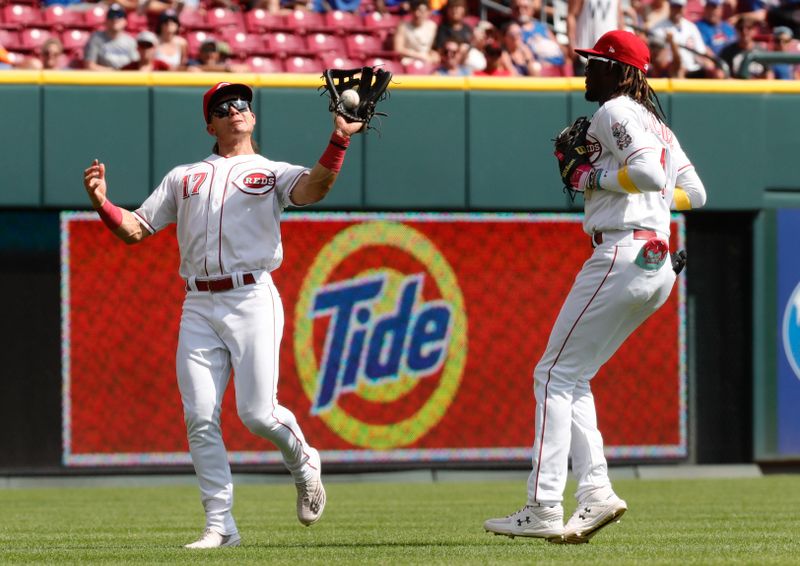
[483,30,706,544]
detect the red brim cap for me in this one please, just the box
[575,30,650,73]
[203,82,253,122]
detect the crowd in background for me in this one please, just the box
[1,0,799,78]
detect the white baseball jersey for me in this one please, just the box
[583,95,692,236]
[132,154,309,279]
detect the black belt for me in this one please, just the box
[593,230,658,246]
[188,272,256,293]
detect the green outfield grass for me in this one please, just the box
[1,475,799,565]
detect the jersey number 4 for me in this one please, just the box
[182,173,208,199]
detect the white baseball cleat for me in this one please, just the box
[483,504,565,540]
[183,528,241,549]
[296,448,326,526]
[555,494,627,544]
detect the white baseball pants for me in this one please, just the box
[527,231,676,505]
[176,272,316,535]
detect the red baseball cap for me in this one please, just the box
[575,30,650,73]
[202,82,253,123]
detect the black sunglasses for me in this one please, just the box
[209,98,251,119]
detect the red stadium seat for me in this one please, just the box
[284,8,326,33]
[43,5,84,30]
[324,10,360,34]
[539,63,567,77]
[363,55,402,74]
[178,8,212,31]
[345,33,384,59]
[20,27,52,51]
[2,4,38,27]
[246,55,283,73]
[125,10,147,33]
[82,4,107,29]
[306,32,345,56]
[185,29,216,58]
[205,7,244,30]
[223,29,265,57]
[61,27,91,52]
[0,28,21,50]
[264,31,307,57]
[360,11,398,35]
[403,58,435,74]
[321,53,359,69]
[283,54,322,73]
[244,8,285,33]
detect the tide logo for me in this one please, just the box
[235,170,275,195]
[783,281,800,381]
[294,221,467,449]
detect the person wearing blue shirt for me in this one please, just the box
[696,0,736,55]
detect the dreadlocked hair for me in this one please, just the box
[611,65,666,123]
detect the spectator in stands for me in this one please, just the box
[0,46,13,70]
[394,0,439,66]
[768,0,800,38]
[696,0,737,56]
[648,29,685,76]
[187,38,249,72]
[18,37,71,70]
[500,20,542,75]
[153,9,187,70]
[512,0,566,70]
[771,25,800,78]
[637,0,671,30]
[433,0,474,63]
[375,0,410,13]
[474,40,513,75]
[313,0,362,10]
[465,19,494,73]
[433,38,471,74]
[651,0,714,77]
[719,14,770,77]
[122,30,171,70]
[84,3,139,70]
[567,0,623,75]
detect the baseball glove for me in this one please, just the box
[321,66,392,132]
[671,249,687,275]
[553,116,591,197]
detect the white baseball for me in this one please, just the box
[341,89,360,110]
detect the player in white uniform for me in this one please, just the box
[82,82,363,549]
[484,30,706,544]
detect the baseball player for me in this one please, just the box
[484,30,706,544]
[82,82,364,549]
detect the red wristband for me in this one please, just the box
[318,132,350,173]
[96,198,123,231]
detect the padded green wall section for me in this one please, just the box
[0,85,41,207]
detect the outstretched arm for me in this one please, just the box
[290,115,364,206]
[83,159,150,244]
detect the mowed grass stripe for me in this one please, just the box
[1,476,799,564]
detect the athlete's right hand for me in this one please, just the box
[83,158,107,209]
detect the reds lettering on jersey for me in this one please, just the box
[132,154,309,278]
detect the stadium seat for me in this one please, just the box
[306,32,346,56]
[61,27,91,52]
[125,10,147,33]
[539,63,567,77]
[0,28,20,51]
[283,55,322,73]
[244,8,285,33]
[345,33,385,59]
[321,53,359,69]
[246,55,283,73]
[2,4,38,27]
[284,8,326,33]
[20,27,52,51]
[82,4,107,29]
[403,58,434,74]
[43,5,84,31]
[363,55,402,74]
[324,10,361,34]
[223,29,265,58]
[205,7,244,30]
[178,8,212,31]
[360,11,398,35]
[264,32,308,57]
[185,29,214,58]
